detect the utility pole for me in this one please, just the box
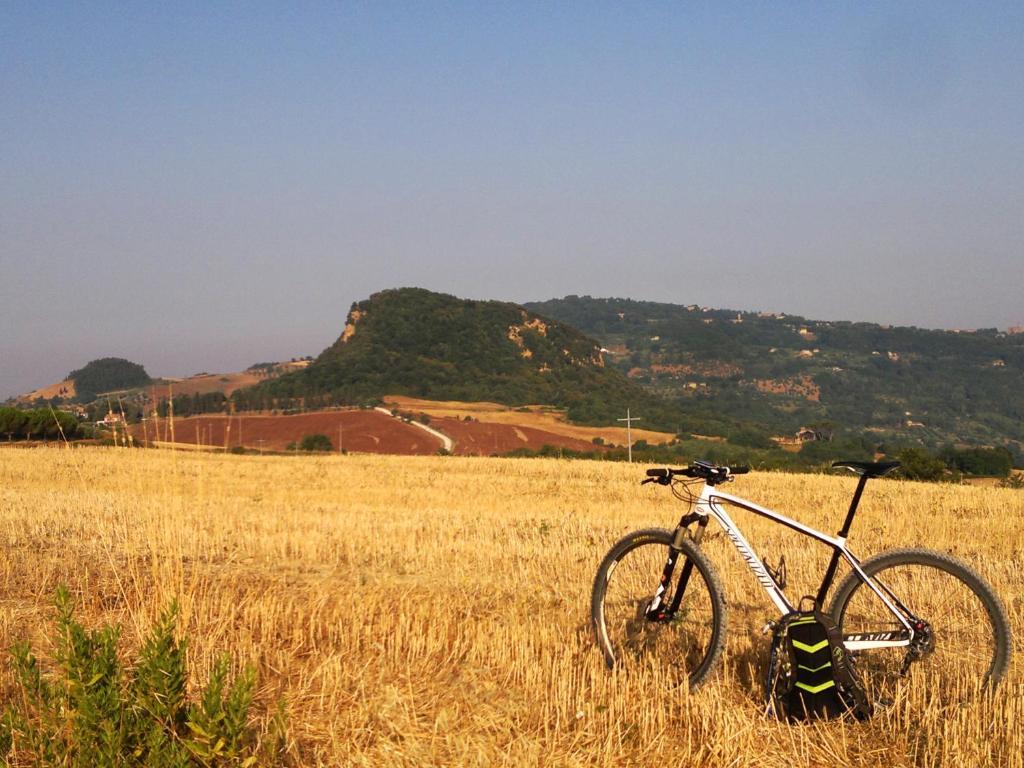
[338,420,343,454]
[257,439,265,456]
[617,408,641,463]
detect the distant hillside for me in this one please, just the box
[17,377,77,403]
[525,296,1024,457]
[13,357,151,405]
[66,358,151,401]
[249,288,681,428]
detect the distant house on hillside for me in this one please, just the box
[795,426,834,442]
[796,427,818,442]
[98,411,124,427]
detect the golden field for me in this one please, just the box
[0,446,1021,767]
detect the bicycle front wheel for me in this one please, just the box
[829,547,1012,703]
[591,528,727,690]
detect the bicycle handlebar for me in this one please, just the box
[644,461,749,486]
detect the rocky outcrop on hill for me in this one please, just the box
[253,288,678,427]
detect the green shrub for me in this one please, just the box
[939,446,1014,477]
[298,434,333,452]
[897,447,947,482]
[0,587,280,766]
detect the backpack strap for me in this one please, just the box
[814,607,873,720]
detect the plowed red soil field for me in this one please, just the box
[129,408,611,457]
[132,410,441,454]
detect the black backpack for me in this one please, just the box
[765,602,873,722]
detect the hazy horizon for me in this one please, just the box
[3,3,1022,398]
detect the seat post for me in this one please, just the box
[838,473,870,538]
[815,473,870,607]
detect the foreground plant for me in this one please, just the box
[999,472,1024,489]
[0,587,281,766]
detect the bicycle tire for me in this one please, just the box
[828,547,1012,700]
[591,527,727,690]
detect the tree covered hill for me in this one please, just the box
[67,358,151,402]
[524,296,1024,456]
[249,288,682,428]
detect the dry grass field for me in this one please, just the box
[0,446,1021,766]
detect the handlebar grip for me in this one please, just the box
[729,465,750,475]
[646,468,669,478]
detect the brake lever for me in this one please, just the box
[641,476,672,486]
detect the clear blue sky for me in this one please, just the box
[2,2,1022,397]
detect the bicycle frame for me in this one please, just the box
[689,482,915,651]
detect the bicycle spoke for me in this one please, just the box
[834,555,1006,702]
[593,530,725,689]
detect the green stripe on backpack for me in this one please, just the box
[765,601,873,722]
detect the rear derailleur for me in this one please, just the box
[900,618,935,676]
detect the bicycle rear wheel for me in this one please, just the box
[591,528,727,690]
[829,548,1012,703]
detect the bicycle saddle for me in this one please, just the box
[832,460,901,477]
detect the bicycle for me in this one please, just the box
[591,459,1012,700]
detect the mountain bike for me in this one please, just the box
[591,460,1012,700]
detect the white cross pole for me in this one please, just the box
[617,409,641,463]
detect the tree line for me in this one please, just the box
[0,407,79,441]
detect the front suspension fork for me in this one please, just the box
[645,514,708,621]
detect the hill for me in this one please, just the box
[249,288,682,429]
[524,296,1024,459]
[12,361,310,412]
[15,358,151,405]
[17,377,77,403]
[66,357,151,401]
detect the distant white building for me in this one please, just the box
[98,411,124,426]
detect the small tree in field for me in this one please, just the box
[299,434,333,452]
[897,448,947,482]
